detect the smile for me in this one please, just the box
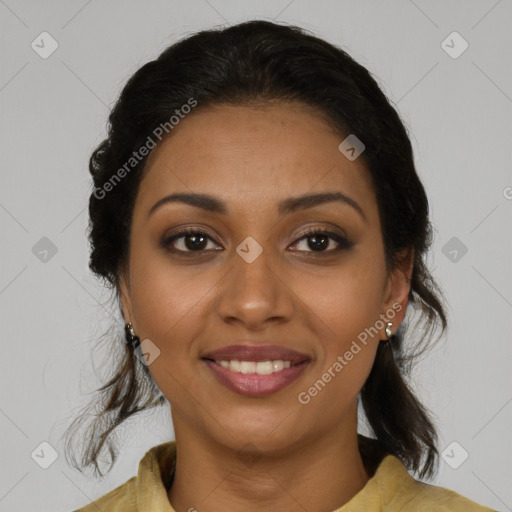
[202,344,311,396]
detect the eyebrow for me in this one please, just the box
[148,191,366,222]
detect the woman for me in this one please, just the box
[66,20,495,512]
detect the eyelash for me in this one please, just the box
[161,227,353,257]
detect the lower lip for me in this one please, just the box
[203,360,309,397]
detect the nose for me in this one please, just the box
[215,243,295,330]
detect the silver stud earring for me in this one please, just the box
[385,321,393,339]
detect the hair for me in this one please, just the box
[64,19,447,481]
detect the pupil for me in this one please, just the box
[186,234,207,250]
[309,234,327,251]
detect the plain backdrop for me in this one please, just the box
[1,1,511,511]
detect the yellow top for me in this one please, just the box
[73,436,495,512]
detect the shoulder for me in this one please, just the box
[71,441,176,512]
[375,455,496,511]
[71,476,137,512]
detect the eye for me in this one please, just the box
[290,228,353,254]
[161,227,353,256]
[161,227,221,255]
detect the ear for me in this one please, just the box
[380,247,414,338]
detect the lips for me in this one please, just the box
[202,344,310,364]
[202,344,311,397]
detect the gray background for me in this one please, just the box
[1,1,511,511]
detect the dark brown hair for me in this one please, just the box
[64,19,447,480]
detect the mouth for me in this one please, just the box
[201,345,311,397]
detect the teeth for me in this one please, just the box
[218,360,294,375]
[240,361,256,374]
[272,360,284,372]
[255,361,273,375]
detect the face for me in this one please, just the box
[119,103,412,454]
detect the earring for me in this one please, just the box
[125,323,140,349]
[385,321,393,339]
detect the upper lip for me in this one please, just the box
[202,344,310,364]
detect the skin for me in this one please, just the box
[119,102,413,512]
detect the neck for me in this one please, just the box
[167,411,369,512]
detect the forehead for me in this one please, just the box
[136,103,377,220]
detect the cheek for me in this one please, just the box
[129,245,207,338]
[292,252,385,407]
[297,251,387,346]
[127,246,218,397]
[295,288,381,422]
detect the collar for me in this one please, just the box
[130,435,440,511]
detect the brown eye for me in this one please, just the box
[161,228,220,254]
[290,229,353,253]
